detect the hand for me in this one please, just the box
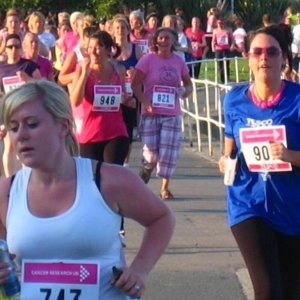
[0,261,12,284]
[0,125,7,140]
[111,266,147,299]
[177,86,186,97]
[145,104,153,114]
[269,141,290,161]
[16,71,30,82]
[218,155,227,173]
[126,67,136,79]
[0,53,7,62]
[126,97,136,108]
[81,57,91,77]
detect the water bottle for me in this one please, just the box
[0,240,20,298]
[224,151,237,186]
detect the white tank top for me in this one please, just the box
[6,157,131,299]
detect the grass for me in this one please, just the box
[198,56,250,83]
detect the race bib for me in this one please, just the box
[93,85,122,112]
[239,125,292,172]
[134,40,149,55]
[2,76,25,94]
[152,85,176,109]
[124,77,133,96]
[191,41,199,52]
[217,35,229,46]
[21,260,100,300]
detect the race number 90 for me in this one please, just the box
[253,145,270,161]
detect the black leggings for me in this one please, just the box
[215,49,230,83]
[79,136,130,165]
[231,217,300,300]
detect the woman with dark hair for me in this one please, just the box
[0,33,42,178]
[132,27,193,199]
[0,34,41,93]
[211,18,233,83]
[219,24,300,300]
[70,31,130,165]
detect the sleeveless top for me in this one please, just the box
[6,157,131,299]
[117,43,138,70]
[77,64,128,144]
[117,44,139,126]
[214,30,231,51]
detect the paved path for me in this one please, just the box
[123,142,254,300]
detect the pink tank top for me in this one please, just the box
[76,65,128,144]
[215,30,231,50]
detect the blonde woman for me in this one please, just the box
[113,16,143,166]
[27,11,49,57]
[0,80,175,299]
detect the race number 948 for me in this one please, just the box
[99,95,115,105]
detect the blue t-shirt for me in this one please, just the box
[224,81,300,234]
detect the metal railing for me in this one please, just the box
[181,56,250,158]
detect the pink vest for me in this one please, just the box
[76,65,128,144]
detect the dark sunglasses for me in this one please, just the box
[248,46,282,57]
[6,44,21,49]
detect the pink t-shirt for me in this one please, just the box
[36,55,53,79]
[63,31,79,55]
[76,66,128,144]
[135,53,189,116]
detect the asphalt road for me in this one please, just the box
[123,142,251,300]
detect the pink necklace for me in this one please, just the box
[249,81,285,109]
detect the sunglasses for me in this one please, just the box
[248,46,282,57]
[6,44,21,49]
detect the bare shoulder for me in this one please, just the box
[99,163,140,198]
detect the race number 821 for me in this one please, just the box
[40,288,81,300]
[157,93,170,103]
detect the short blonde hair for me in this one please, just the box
[27,11,45,34]
[1,80,79,156]
[112,16,130,33]
[58,11,70,24]
[70,12,84,26]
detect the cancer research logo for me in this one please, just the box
[80,265,90,282]
[23,261,98,285]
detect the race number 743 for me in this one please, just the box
[40,288,81,300]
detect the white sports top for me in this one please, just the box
[6,157,130,299]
